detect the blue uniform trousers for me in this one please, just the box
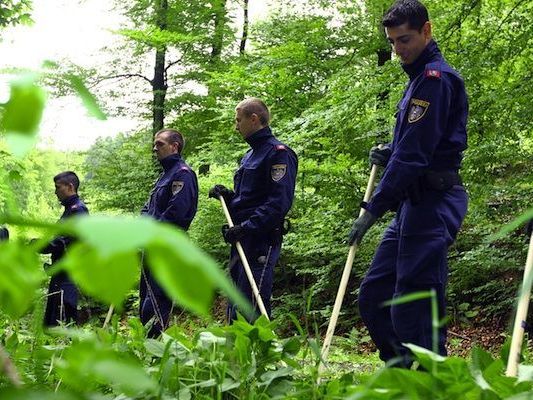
[226,236,281,323]
[359,187,467,365]
[140,266,173,338]
[44,273,78,327]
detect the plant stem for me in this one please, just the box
[0,342,22,387]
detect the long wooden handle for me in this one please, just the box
[219,197,270,320]
[318,164,379,375]
[506,231,533,377]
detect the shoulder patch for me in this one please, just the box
[425,69,441,79]
[180,166,190,172]
[408,98,430,123]
[71,204,78,210]
[171,181,184,195]
[271,164,287,182]
[275,144,286,151]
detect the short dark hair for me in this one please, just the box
[155,129,185,154]
[236,98,270,126]
[54,171,80,191]
[382,0,429,31]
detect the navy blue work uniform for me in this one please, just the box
[40,195,88,327]
[359,41,468,364]
[140,153,198,337]
[227,126,297,322]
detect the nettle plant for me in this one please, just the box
[1,70,533,400]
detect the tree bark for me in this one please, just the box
[152,0,168,134]
[211,0,227,60]
[239,0,249,55]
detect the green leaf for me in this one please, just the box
[1,74,46,136]
[60,244,139,306]
[382,291,433,307]
[0,389,85,400]
[65,74,106,120]
[0,241,44,318]
[4,132,38,158]
[90,358,158,395]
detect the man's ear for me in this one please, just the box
[422,21,432,40]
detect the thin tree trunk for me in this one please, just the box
[152,0,168,134]
[211,0,227,60]
[239,0,249,55]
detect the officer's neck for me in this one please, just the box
[245,126,272,148]
[160,153,181,171]
[402,40,440,79]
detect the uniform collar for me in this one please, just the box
[245,126,273,149]
[160,153,182,172]
[402,40,442,80]
[61,194,79,208]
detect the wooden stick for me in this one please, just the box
[219,197,270,320]
[103,304,115,329]
[318,165,379,376]
[506,231,533,377]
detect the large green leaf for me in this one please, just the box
[0,241,44,318]
[0,74,46,136]
[60,244,139,306]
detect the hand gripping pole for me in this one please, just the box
[506,230,533,377]
[318,164,379,376]
[219,197,270,320]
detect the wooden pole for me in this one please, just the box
[506,230,533,377]
[219,197,270,320]
[318,165,379,376]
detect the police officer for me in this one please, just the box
[37,171,89,327]
[348,0,468,365]
[140,128,198,337]
[209,98,298,322]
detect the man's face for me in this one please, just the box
[385,21,431,65]
[153,132,178,161]
[235,109,258,138]
[55,182,73,202]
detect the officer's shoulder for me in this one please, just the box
[424,61,443,80]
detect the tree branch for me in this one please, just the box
[90,73,152,89]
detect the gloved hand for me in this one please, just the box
[347,211,377,245]
[209,184,235,201]
[0,227,8,241]
[222,224,245,244]
[369,144,392,167]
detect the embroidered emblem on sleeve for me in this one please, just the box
[407,98,430,123]
[425,69,441,79]
[271,164,287,182]
[171,181,184,195]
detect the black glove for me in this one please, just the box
[369,144,392,167]
[222,224,245,244]
[0,227,8,241]
[209,184,235,201]
[348,211,377,245]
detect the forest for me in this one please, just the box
[0,0,532,398]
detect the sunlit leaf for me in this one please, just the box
[64,74,106,120]
[0,74,46,136]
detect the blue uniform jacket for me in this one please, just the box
[40,195,89,263]
[141,153,198,230]
[230,127,298,236]
[366,40,468,218]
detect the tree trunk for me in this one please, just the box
[152,0,168,134]
[210,0,227,60]
[239,0,249,55]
